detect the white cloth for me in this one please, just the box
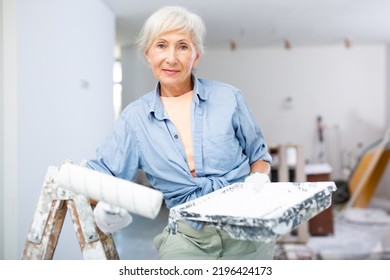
[93,201,132,234]
[244,173,270,192]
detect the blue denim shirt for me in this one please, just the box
[86,76,271,210]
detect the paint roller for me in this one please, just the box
[56,162,163,219]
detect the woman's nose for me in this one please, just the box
[165,48,178,64]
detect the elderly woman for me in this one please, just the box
[87,6,275,260]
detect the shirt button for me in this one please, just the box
[174,134,179,139]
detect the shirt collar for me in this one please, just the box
[148,75,207,120]
[193,74,207,103]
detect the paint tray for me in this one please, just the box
[169,181,337,241]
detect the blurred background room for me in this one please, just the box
[1,0,390,260]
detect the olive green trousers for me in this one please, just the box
[153,220,275,260]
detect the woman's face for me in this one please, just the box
[146,30,200,96]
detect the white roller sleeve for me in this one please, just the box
[56,162,163,219]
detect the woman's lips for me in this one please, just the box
[162,69,179,75]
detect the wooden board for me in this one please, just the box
[347,128,390,208]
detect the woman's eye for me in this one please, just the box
[179,44,188,50]
[156,43,165,49]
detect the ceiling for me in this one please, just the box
[102,0,390,50]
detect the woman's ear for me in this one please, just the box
[145,51,151,63]
[193,52,201,67]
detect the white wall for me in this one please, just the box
[2,0,18,260]
[1,0,115,259]
[387,46,390,133]
[0,0,4,260]
[122,44,388,183]
[374,46,390,199]
[121,46,155,109]
[197,46,387,181]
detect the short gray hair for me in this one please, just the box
[136,6,206,55]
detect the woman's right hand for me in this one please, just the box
[93,201,133,234]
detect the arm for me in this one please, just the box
[249,159,271,175]
[245,160,271,191]
[85,114,139,233]
[233,89,272,169]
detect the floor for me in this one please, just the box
[113,204,169,260]
[275,203,390,260]
[113,199,390,260]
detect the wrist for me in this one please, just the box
[244,172,270,182]
[246,171,266,178]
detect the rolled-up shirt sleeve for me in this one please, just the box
[233,89,272,164]
[86,114,140,182]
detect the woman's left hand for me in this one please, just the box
[244,172,270,192]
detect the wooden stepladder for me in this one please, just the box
[21,165,119,260]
